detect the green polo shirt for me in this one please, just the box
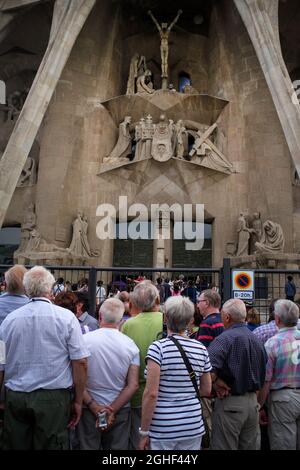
[122,311,163,407]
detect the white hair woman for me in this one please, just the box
[139,296,212,451]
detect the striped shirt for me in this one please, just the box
[196,312,224,347]
[145,335,212,441]
[265,327,300,390]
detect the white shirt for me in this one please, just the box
[83,327,140,406]
[0,298,90,392]
[96,286,106,301]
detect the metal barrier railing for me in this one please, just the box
[1,262,299,323]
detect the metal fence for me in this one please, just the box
[1,261,300,324]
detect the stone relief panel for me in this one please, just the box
[99,109,234,176]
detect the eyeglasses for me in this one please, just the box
[198,299,207,303]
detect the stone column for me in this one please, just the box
[234,0,300,176]
[153,208,171,277]
[0,0,96,228]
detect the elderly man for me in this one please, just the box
[0,265,28,325]
[258,300,300,450]
[122,281,163,449]
[196,289,224,347]
[77,298,139,450]
[208,298,267,450]
[0,266,89,450]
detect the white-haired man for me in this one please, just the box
[258,299,300,450]
[0,265,28,325]
[122,281,163,449]
[77,298,140,450]
[0,266,89,450]
[208,298,267,450]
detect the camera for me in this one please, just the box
[96,411,107,429]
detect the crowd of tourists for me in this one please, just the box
[0,264,300,451]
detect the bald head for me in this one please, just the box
[221,299,247,326]
[5,265,27,295]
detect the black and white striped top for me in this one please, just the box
[145,335,212,441]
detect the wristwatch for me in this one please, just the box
[138,427,149,437]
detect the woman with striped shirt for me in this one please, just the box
[139,296,212,451]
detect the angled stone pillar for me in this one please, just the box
[0,11,15,42]
[234,0,300,176]
[0,0,96,228]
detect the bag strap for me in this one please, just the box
[168,335,201,402]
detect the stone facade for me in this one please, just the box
[1,0,300,268]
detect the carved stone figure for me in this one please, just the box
[143,114,155,159]
[148,9,182,80]
[68,212,98,258]
[174,119,188,159]
[183,84,199,94]
[236,213,252,257]
[250,212,263,254]
[104,116,132,163]
[126,53,146,95]
[15,203,37,254]
[17,156,37,187]
[255,220,285,254]
[189,122,233,174]
[6,88,29,121]
[151,114,173,162]
[25,228,42,252]
[136,69,155,95]
[23,203,37,231]
[134,117,144,161]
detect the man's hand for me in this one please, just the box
[68,401,82,428]
[89,401,115,431]
[213,377,231,399]
[139,436,150,450]
[259,408,268,426]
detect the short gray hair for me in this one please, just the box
[23,266,55,298]
[274,299,299,327]
[5,265,27,294]
[222,299,246,322]
[130,281,159,312]
[100,298,124,324]
[165,296,194,333]
[201,289,221,308]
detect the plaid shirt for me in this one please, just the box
[265,327,300,389]
[253,320,278,344]
[208,323,267,395]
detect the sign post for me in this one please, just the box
[232,270,255,301]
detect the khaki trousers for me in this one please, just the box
[268,389,300,450]
[210,392,260,450]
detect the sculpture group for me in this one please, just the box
[236,212,285,257]
[15,205,98,260]
[103,114,233,174]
